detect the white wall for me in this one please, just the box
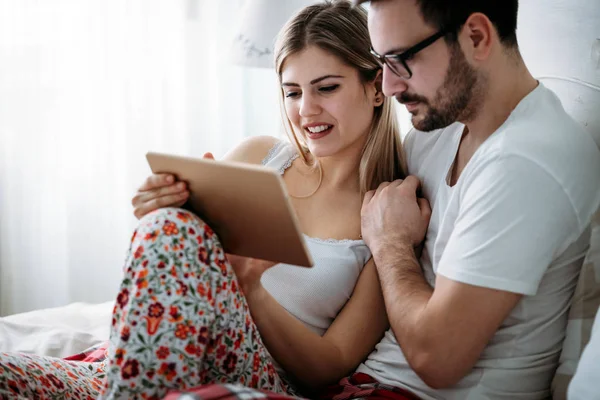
[517,0,600,144]
[0,0,283,316]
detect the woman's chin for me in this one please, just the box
[307,144,335,158]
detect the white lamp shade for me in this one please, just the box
[230,0,317,68]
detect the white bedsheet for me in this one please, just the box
[0,301,114,358]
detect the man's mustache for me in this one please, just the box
[396,93,428,105]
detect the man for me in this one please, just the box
[350,0,600,399]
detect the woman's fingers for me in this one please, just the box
[133,154,214,219]
[132,182,187,206]
[138,173,175,191]
[133,191,189,219]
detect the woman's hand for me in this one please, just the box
[226,254,276,297]
[132,174,189,219]
[132,152,215,219]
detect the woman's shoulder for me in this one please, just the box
[222,135,286,165]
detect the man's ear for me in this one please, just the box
[460,12,494,62]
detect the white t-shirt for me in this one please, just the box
[568,308,600,399]
[357,83,600,399]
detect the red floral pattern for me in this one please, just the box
[0,352,106,399]
[103,208,293,398]
[0,208,293,399]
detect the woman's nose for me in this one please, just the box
[299,93,321,117]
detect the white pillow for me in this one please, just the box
[0,301,113,358]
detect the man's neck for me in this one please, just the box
[463,61,538,147]
[450,59,538,185]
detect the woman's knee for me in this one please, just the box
[140,207,203,229]
[136,208,219,243]
[129,207,225,274]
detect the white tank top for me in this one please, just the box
[259,141,372,336]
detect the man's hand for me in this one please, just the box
[361,175,431,255]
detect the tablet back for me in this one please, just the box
[146,152,313,268]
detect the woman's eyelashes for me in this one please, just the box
[284,84,340,98]
[318,84,339,93]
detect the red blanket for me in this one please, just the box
[64,343,419,400]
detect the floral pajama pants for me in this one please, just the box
[0,208,293,400]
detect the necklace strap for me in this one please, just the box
[289,159,323,199]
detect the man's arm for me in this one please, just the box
[373,239,520,388]
[362,157,579,389]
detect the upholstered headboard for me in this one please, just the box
[517,0,600,146]
[539,77,600,147]
[515,1,600,398]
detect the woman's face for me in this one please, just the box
[280,45,379,158]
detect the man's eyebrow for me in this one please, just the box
[281,74,345,87]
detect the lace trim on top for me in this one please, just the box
[279,153,300,175]
[262,140,364,245]
[261,140,300,175]
[304,234,364,245]
[261,141,286,166]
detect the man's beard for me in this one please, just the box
[398,43,486,132]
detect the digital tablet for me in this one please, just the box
[146,152,313,268]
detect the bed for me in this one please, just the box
[0,301,113,359]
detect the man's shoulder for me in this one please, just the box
[466,98,600,229]
[485,86,600,188]
[498,83,595,154]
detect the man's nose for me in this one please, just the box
[382,65,409,98]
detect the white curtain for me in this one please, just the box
[0,0,282,316]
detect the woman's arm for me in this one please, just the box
[221,135,281,164]
[223,136,388,386]
[245,258,388,389]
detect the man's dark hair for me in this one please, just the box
[354,0,519,48]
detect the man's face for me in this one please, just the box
[368,0,485,131]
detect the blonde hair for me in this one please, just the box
[274,0,405,194]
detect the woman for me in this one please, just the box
[0,1,405,399]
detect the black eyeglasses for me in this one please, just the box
[370,29,450,79]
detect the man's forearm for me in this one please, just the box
[373,242,522,389]
[372,241,434,368]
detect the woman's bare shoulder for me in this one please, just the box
[222,135,283,165]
